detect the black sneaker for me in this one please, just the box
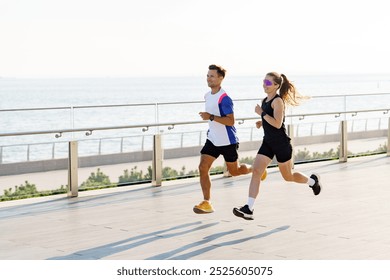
[233,205,254,220]
[310,174,322,195]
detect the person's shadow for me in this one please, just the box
[48,221,217,260]
[147,225,290,260]
[48,222,290,260]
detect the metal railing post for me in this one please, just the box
[0,146,2,164]
[152,134,163,187]
[387,117,390,156]
[339,120,348,162]
[52,143,55,159]
[288,124,295,168]
[68,141,79,197]
[27,144,30,161]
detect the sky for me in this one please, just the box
[0,0,389,78]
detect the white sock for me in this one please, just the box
[247,197,256,211]
[308,178,315,186]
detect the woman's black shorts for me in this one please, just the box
[258,139,292,163]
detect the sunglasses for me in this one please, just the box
[263,79,274,86]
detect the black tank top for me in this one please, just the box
[261,95,290,143]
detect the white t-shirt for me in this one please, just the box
[204,88,238,146]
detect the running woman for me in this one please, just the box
[233,72,322,220]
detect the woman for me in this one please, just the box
[233,72,322,220]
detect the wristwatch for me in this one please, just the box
[209,114,215,121]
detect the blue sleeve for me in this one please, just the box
[219,96,234,116]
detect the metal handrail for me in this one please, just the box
[1,92,389,113]
[1,108,389,139]
[0,101,204,113]
[0,106,72,112]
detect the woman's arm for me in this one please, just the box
[262,98,284,129]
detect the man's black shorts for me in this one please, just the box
[200,139,239,162]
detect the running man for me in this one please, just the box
[193,64,266,214]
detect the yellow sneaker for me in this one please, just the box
[193,200,214,214]
[261,169,267,181]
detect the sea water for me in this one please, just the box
[1,74,390,163]
[1,74,390,108]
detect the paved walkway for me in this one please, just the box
[0,154,390,260]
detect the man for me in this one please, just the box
[193,64,266,214]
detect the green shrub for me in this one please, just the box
[295,148,314,161]
[80,168,111,189]
[2,181,39,198]
[374,142,387,153]
[118,167,144,183]
[239,157,254,165]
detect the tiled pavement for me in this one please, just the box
[1,154,390,260]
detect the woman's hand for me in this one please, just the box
[255,104,263,116]
[256,120,262,129]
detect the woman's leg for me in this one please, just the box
[248,154,272,198]
[277,159,309,184]
[278,159,322,195]
[233,154,271,220]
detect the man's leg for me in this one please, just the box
[198,154,216,200]
[193,154,216,214]
[225,161,251,176]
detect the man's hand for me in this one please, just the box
[199,112,211,120]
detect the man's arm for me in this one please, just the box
[198,112,235,126]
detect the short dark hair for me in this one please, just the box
[209,64,226,78]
